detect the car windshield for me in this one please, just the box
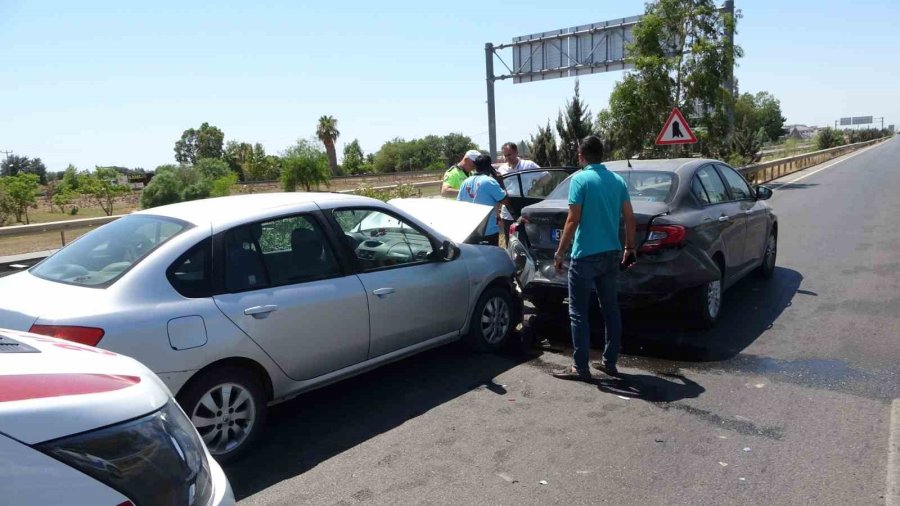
[30,215,190,287]
[546,170,675,203]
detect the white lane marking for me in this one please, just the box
[887,399,900,506]
[778,141,887,187]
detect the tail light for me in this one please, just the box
[639,225,686,253]
[28,325,105,347]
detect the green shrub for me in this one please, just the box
[354,183,420,202]
[816,127,846,150]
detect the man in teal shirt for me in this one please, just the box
[552,135,636,380]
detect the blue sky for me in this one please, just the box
[1,0,897,171]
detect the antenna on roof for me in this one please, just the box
[626,157,633,169]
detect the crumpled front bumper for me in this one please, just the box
[508,236,720,307]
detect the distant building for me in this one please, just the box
[784,124,819,140]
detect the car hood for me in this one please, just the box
[388,198,492,243]
[0,329,170,444]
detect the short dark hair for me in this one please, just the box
[502,142,518,153]
[474,155,494,174]
[578,135,604,163]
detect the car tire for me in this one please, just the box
[464,286,515,352]
[177,366,267,464]
[686,266,724,330]
[757,230,777,279]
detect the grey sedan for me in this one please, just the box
[504,159,777,329]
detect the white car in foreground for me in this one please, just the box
[0,193,519,461]
[0,328,234,506]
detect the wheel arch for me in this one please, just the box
[176,356,274,403]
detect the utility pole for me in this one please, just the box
[724,0,736,135]
[0,150,11,161]
[485,43,497,161]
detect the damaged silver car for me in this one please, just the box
[503,159,777,329]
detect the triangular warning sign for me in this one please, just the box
[655,107,698,145]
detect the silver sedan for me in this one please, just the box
[0,193,520,461]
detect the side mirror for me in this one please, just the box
[756,186,773,200]
[440,240,461,261]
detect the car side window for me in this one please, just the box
[716,164,754,201]
[695,166,729,204]
[257,215,340,286]
[224,215,341,292]
[224,224,268,292]
[503,175,522,197]
[333,208,435,271]
[167,238,213,298]
[691,176,711,205]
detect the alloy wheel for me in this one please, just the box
[190,382,257,456]
[765,234,777,270]
[481,296,511,345]
[707,279,722,319]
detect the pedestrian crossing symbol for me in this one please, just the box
[655,107,698,145]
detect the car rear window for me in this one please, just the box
[31,215,190,287]
[546,170,675,203]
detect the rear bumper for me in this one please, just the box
[510,239,720,308]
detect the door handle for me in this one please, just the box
[718,216,730,222]
[372,287,395,297]
[243,305,279,319]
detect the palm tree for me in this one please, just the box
[316,115,340,176]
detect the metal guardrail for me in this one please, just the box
[0,215,122,240]
[1,137,889,270]
[235,169,445,187]
[737,137,888,185]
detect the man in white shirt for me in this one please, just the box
[498,142,540,243]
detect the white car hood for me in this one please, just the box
[0,329,169,444]
[388,198,491,243]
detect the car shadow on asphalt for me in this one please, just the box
[223,345,528,500]
[525,266,803,363]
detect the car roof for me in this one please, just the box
[604,158,715,175]
[133,192,381,227]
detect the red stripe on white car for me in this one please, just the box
[0,374,141,403]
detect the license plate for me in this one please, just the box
[551,229,562,242]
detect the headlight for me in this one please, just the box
[37,401,213,506]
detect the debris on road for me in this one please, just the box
[743,447,752,452]
[617,395,631,401]
[539,480,549,486]
[719,462,729,467]
[497,473,518,484]
[576,470,592,475]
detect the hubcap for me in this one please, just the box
[707,279,722,319]
[190,382,256,456]
[765,234,777,269]
[481,296,511,345]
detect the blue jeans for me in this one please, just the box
[568,251,622,374]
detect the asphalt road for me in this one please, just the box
[27,139,864,504]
